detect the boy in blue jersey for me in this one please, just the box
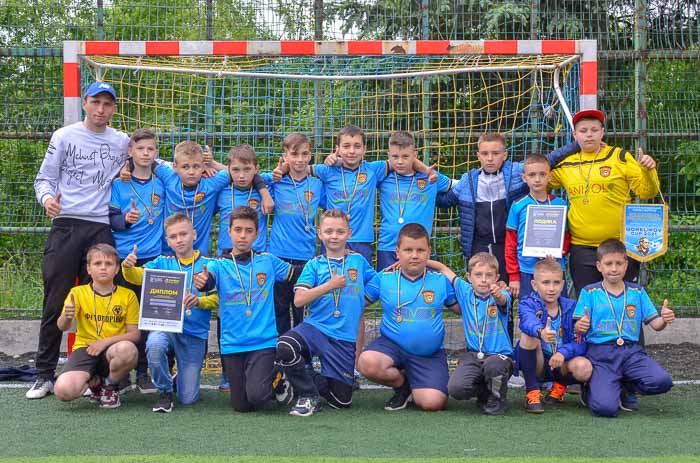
[194,206,297,413]
[505,154,571,300]
[122,214,218,413]
[109,128,165,393]
[516,259,591,414]
[266,133,325,336]
[428,253,514,415]
[358,223,459,412]
[276,209,379,416]
[376,131,451,270]
[573,239,674,418]
[154,141,273,255]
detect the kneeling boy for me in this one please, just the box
[516,259,591,413]
[54,244,140,409]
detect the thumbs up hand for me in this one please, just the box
[661,299,675,325]
[637,147,657,170]
[122,245,138,268]
[325,147,341,167]
[575,307,591,334]
[541,316,557,343]
[328,267,347,290]
[194,264,210,290]
[125,199,140,224]
[45,192,62,218]
[272,157,288,182]
[63,293,76,319]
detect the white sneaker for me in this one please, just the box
[26,377,54,399]
[507,375,526,389]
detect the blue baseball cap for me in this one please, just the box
[85,81,117,100]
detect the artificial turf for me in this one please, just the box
[1,387,699,461]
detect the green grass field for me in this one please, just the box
[1,386,699,463]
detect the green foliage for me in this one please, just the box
[675,141,700,195]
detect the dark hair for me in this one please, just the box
[229,206,259,231]
[389,131,415,150]
[596,238,628,261]
[283,132,311,153]
[129,128,157,147]
[335,125,365,147]
[397,223,430,248]
[86,243,120,265]
[228,143,258,165]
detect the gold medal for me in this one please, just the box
[396,316,403,323]
[583,198,589,205]
[246,309,252,317]
[185,309,192,316]
[148,218,154,225]
[305,225,310,232]
[333,310,340,318]
[616,337,624,346]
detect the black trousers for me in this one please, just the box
[37,218,114,378]
[448,351,513,401]
[471,241,513,341]
[221,348,276,413]
[569,244,640,296]
[273,258,307,335]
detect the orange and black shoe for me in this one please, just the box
[543,382,568,404]
[525,389,544,414]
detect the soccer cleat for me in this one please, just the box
[525,389,544,414]
[384,383,412,411]
[273,372,294,405]
[619,392,640,412]
[289,397,322,417]
[99,387,121,409]
[25,377,54,400]
[543,382,568,404]
[152,392,174,413]
[482,394,508,416]
[136,374,157,394]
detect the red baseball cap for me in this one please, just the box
[572,109,605,126]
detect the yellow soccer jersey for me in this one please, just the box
[63,284,139,349]
[550,145,659,247]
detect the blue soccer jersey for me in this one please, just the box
[311,161,389,243]
[208,252,293,354]
[453,278,513,356]
[110,176,166,259]
[156,165,230,255]
[266,173,325,260]
[573,282,659,345]
[216,185,267,255]
[377,172,451,251]
[378,269,457,356]
[294,252,379,343]
[505,193,567,274]
[142,251,215,340]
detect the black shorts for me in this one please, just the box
[59,347,110,378]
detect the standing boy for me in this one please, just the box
[505,153,570,300]
[277,209,379,416]
[195,206,297,413]
[358,223,459,412]
[573,239,674,417]
[516,259,592,414]
[53,244,140,409]
[428,253,514,415]
[550,110,660,294]
[376,131,451,270]
[122,214,217,412]
[30,81,130,399]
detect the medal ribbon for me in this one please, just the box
[232,251,254,309]
[180,182,201,223]
[340,166,362,216]
[602,282,627,342]
[290,176,312,231]
[128,175,156,223]
[472,293,489,354]
[91,285,115,338]
[394,172,415,222]
[325,254,346,309]
[395,268,427,319]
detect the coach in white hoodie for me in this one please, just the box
[28,82,130,399]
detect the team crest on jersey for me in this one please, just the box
[626,304,636,318]
[487,305,498,318]
[304,191,314,202]
[423,290,435,304]
[256,273,267,286]
[151,194,161,206]
[194,192,206,204]
[599,166,612,177]
[112,306,122,315]
[249,199,260,209]
[417,179,427,190]
[348,268,358,282]
[357,173,367,184]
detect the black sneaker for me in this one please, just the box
[619,392,640,412]
[579,385,589,408]
[384,383,412,411]
[289,397,321,417]
[137,374,157,394]
[482,394,508,416]
[152,392,173,413]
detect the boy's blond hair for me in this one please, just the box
[533,258,563,277]
[523,153,550,169]
[320,208,350,226]
[388,131,415,150]
[228,144,258,166]
[174,140,203,163]
[477,133,506,149]
[283,132,310,153]
[86,243,120,265]
[164,213,194,232]
[467,252,499,273]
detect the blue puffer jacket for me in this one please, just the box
[436,141,580,259]
[518,291,586,360]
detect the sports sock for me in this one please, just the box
[519,347,540,392]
